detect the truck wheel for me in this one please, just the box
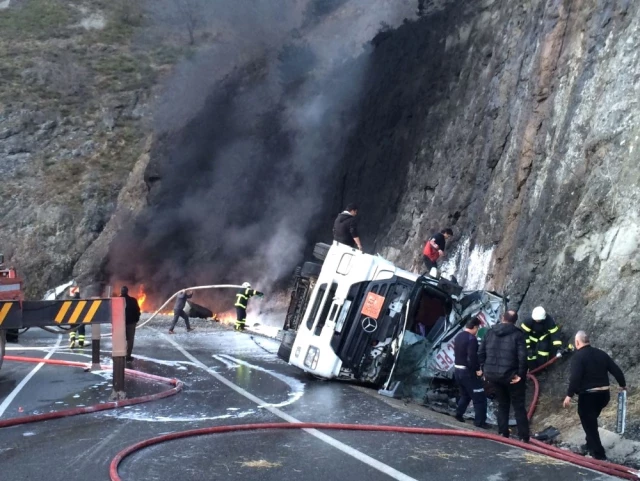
[0,330,5,371]
[313,243,330,262]
[300,262,322,279]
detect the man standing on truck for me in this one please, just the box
[120,286,141,362]
[235,282,264,331]
[422,228,453,271]
[479,309,529,442]
[520,306,562,370]
[563,331,626,461]
[453,317,488,428]
[169,290,195,334]
[333,203,363,251]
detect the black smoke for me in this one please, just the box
[107,0,416,311]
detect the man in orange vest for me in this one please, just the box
[423,228,453,271]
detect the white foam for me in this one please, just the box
[105,409,256,423]
[22,432,36,437]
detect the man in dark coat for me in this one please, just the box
[478,309,529,442]
[563,331,626,460]
[453,317,488,427]
[120,286,141,362]
[169,290,195,333]
[333,203,363,251]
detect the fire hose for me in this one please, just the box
[3,343,636,478]
[103,284,246,338]
[0,355,182,429]
[109,352,640,481]
[109,422,640,481]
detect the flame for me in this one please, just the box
[137,285,147,311]
[215,310,237,325]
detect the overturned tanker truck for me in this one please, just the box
[277,242,506,404]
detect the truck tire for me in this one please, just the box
[0,330,5,371]
[313,242,330,262]
[300,262,322,279]
[184,301,214,319]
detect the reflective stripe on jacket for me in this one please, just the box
[235,288,258,309]
[520,315,562,352]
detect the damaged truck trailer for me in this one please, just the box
[277,242,506,404]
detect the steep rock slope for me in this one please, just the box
[330,0,639,381]
[0,0,162,296]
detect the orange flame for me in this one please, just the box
[215,310,236,325]
[137,285,147,312]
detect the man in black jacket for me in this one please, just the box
[453,317,488,427]
[478,310,529,441]
[563,331,626,460]
[333,203,363,251]
[120,286,141,362]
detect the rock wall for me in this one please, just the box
[329,0,640,379]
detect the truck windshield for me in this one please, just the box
[385,284,453,398]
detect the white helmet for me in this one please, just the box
[242,282,251,288]
[532,306,546,321]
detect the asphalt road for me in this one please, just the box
[0,319,616,481]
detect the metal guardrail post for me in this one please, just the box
[110,297,126,400]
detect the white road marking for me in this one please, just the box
[0,336,62,418]
[217,353,305,408]
[161,332,418,481]
[211,354,239,368]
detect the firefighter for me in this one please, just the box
[69,291,85,349]
[234,282,263,331]
[520,306,562,370]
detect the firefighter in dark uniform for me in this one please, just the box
[69,290,85,349]
[520,306,562,370]
[235,282,263,331]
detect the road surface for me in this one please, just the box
[0,318,615,481]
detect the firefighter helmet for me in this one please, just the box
[532,306,546,321]
[242,282,251,288]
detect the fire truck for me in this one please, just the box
[0,253,23,370]
[278,243,505,400]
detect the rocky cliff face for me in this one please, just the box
[0,0,161,297]
[329,0,640,383]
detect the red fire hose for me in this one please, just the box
[109,422,640,481]
[109,352,639,480]
[0,355,182,429]
[525,354,560,419]
[4,354,637,479]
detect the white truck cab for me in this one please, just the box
[281,242,505,390]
